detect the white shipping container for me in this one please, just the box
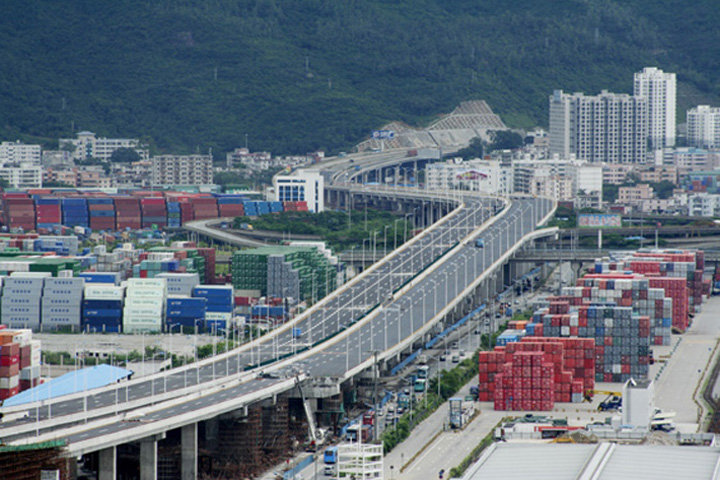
[125,297,165,308]
[124,324,162,334]
[20,365,40,380]
[9,272,51,278]
[123,307,163,317]
[0,375,19,389]
[123,316,162,325]
[126,278,167,289]
[85,285,125,300]
[12,329,33,347]
[31,350,41,365]
[30,339,41,352]
[126,288,165,298]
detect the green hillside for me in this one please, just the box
[1,0,719,156]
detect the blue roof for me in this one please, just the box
[2,364,133,407]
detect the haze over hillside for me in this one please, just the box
[1,0,718,156]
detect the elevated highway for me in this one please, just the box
[0,147,555,479]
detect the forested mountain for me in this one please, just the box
[1,0,718,156]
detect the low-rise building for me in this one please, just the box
[638,166,677,184]
[602,163,635,185]
[0,163,42,188]
[618,184,654,205]
[0,141,41,166]
[151,155,213,186]
[425,159,507,194]
[59,131,149,162]
[274,170,324,212]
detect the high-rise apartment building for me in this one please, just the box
[549,90,648,163]
[150,155,213,186]
[634,67,676,150]
[687,105,720,149]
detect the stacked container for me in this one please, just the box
[87,198,116,231]
[243,201,258,216]
[3,194,35,231]
[166,296,206,330]
[82,284,125,333]
[20,337,41,391]
[0,331,21,400]
[1,275,46,330]
[193,285,233,331]
[192,197,218,220]
[196,248,216,284]
[215,194,246,218]
[35,197,62,230]
[155,272,200,296]
[179,201,195,224]
[61,198,89,228]
[167,201,181,228]
[41,277,84,332]
[493,351,554,411]
[123,278,166,333]
[141,198,166,229]
[114,196,142,230]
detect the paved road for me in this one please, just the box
[654,295,720,429]
[1,194,554,457]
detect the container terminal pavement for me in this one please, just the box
[0,193,554,479]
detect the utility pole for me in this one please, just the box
[371,350,379,442]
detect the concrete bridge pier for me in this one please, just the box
[98,446,116,480]
[181,423,198,480]
[140,433,165,480]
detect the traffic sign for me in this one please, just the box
[371,130,395,140]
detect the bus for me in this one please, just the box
[417,365,430,379]
[324,446,338,464]
[414,378,427,393]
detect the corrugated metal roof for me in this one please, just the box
[465,443,597,480]
[1,364,132,407]
[598,445,720,480]
[463,443,720,480]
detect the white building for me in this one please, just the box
[512,159,602,202]
[634,67,676,150]
[425,159,507,194]
[0,163,43,188]
[151,155,213,186]
[549,90,648,163]
[336,442,384,480]
[687,105,720,149]
[654,147,711,173]
[0,141,41,166]
[688,193,720,217]
[274,170,325,212]
[59,131,149,162]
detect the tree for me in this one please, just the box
[110,147,141,163]
[455,137,484,160]
[487,130,524,152]
[603,184,619,203]
[651,180,676,200]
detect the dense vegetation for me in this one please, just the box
[1,1,719,156]
[233,209,411,251]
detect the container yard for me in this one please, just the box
[483,248,713,411]
[0,190,310,233]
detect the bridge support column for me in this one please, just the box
[98,446,116,480]
[140,433,165,480]
[181,423,198,480]
[140,440,157,480]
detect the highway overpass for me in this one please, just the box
[0,149,556,479]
